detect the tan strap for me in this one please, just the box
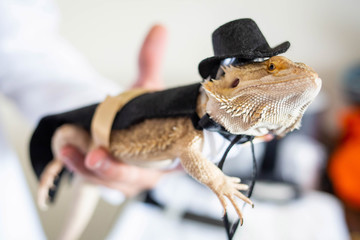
[91,89,150,149]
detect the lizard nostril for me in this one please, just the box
[231,78,240,88]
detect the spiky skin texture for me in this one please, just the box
[202,56,321,137]
[38,56,321,224]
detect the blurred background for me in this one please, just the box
[0,0,360,239]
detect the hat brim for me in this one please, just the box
[198,41,290,79]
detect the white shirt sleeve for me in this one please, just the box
[0,0,122,126]
[0,1,123,239]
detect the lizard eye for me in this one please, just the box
[268,63,276,71]
[231,78,240,88]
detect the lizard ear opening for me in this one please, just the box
[231,78,240,88]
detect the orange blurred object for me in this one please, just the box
[329,108,360,210]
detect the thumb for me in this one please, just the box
[133,24,168,90]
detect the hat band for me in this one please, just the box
[215,57,269,79]
[221,57,268,66]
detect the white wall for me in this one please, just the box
[56,0,360,134]
[57,0,360,88]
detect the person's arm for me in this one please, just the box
[0,1,121,124]
[61,25,169,196]
[0,0,169,196]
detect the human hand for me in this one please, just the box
[60,25,168,197]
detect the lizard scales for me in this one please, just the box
[33,56,321,225]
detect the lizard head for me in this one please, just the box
[201,56,322,136]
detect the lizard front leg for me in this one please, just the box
[179,133,253,225]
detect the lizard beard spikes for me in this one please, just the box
[202,56,321,136]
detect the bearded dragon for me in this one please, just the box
[34,56,321,226]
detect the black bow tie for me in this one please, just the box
[197,114,254,144]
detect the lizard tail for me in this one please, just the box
[38,159,64,210]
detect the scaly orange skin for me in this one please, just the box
[39,56,321,225]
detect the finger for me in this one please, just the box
[253,134,274,144]
[84,147,131,181]
[59,146,155,196]
[133,24,168,90]
[85,148,165,187]
[264,134,274,141]
[60,145,92,176]
[60,147,129,189]
[84,147,112,170]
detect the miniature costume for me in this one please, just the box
[30,18,321,240]
[30,18,291,186]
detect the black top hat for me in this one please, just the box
[198,18,290,79]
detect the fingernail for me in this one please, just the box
[85,155,104,170]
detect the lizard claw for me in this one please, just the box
[213,175,253,224]
[38,159,64,210]
[239,217,244,226]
